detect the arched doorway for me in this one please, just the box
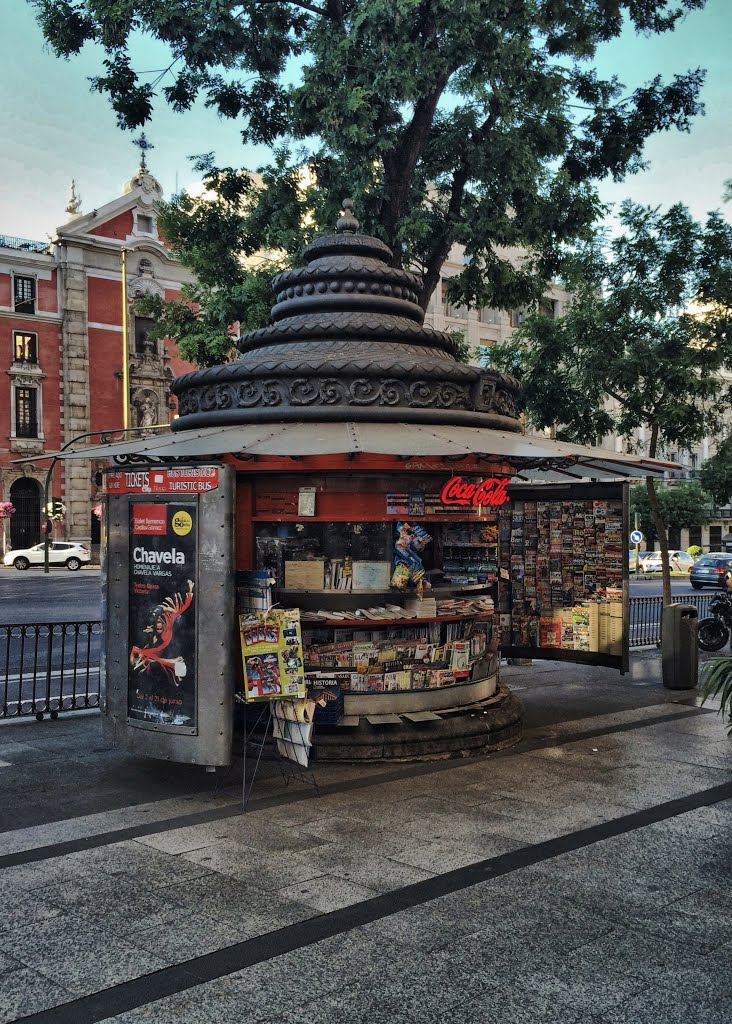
[9,477,41,549]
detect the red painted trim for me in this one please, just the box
[224,453,517,475]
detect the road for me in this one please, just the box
[629,576,715,599]
[0,567,713,625]
[0,565,101,623]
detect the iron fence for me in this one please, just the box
[629,594,715,648]
[1,621,101,720]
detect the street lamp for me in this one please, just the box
[41,425,168,573]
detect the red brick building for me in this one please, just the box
[0,166,196,557]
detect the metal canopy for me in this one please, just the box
[27,421,677,479]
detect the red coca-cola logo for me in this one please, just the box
[440,476,510,508]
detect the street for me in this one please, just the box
[0,569,719,719]
[0,565,101,623]
[629,576,714,599]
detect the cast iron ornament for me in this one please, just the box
[171,199,521,431]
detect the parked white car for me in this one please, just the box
[640,550,694,574]
[3,542,90,571]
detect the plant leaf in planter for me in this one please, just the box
[700,657,732,735]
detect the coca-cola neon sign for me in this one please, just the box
[440,476,510,508]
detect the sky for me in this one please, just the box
[0,0,729,243]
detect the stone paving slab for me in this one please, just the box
[0,794,241,857]
[1,652,730,1024]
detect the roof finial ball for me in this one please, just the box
[336,197,360,234]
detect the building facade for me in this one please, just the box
[0,167,196,556]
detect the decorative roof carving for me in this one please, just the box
[171,199,521,431]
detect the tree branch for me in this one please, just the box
[249,0,334,19]
[382,72,452,259]
[603,384,655,423]
[419,161,470,308]
[418,101,502,307]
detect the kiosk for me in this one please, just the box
[68,201,676,764]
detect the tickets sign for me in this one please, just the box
[106,467,219,495]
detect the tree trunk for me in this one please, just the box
[647,423,672,606]
[381,73,451,262]
[646,476,672,605]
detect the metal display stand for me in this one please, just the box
[220,695,319,810]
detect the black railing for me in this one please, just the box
[629,594,715,648]
[0,234,51,254]
[1,621,101,720]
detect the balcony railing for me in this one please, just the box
[0,234,51,254]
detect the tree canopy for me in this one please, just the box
[33,1,708,364]
[700,436,732,507]
[494,198,732,600]
[630,482,713,546]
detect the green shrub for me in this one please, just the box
[687,545,703,559]
[700,658,732,735]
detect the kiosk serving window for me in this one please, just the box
[242,473,629,697]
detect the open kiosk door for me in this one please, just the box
[499,481,629,673]
[102,464,236,765]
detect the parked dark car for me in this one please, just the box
[689,553,732,590]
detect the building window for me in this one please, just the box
[137,214,153,234]
[14,276,36,315]
[13,331,37,364]
[689,526,702,548]
[710,526,722,550]
[441,279,467,319]
[15,386,38,437]
[479,307,501,326]
[510,308,528,328]
[134,316,156,354]
[539,298,556,318]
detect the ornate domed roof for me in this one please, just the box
[171,200,520,431]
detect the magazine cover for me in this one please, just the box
[128,502,197,727]
[239,608,306,702]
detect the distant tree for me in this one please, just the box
[700,437,732,507]
[494,200,732,604]
[31,1,707,366]
[630,482,714,548]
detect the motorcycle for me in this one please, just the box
[698,590,732,651]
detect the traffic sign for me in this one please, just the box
[630,530,643,545]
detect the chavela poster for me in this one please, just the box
[128,501,198,727]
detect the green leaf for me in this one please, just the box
[32,1,714,363]
[700,657,732,735]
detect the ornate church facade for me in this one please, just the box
[0,165,196,556]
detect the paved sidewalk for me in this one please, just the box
[0,653,730,1023]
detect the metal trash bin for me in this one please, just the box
[661,604,699,690]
